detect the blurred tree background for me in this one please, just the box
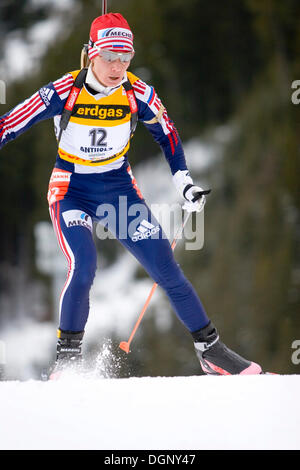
[0,0,299,376]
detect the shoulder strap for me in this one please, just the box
[57,68,88,144]
[122,80,138,137]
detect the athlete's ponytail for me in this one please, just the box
[80,44,90,69]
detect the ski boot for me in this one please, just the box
[48,329,84,380]
[192,322,262,375]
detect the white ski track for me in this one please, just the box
[0,372,299,450]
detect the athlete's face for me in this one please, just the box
[92,54,131,87]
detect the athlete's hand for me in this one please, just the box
[173,170,211,213]
[182,185,211,213]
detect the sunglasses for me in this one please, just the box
[97,48,135,63]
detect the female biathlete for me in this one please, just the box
[0,13,262,376]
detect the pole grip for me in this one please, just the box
[192,189,211,202]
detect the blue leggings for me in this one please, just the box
[49,161,209,333]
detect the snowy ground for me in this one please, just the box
[0,368,299,450]
[2,136,299,451]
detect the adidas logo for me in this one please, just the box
[39,87,54,106]
[132,219,160,242]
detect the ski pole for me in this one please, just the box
[119,190,210,354]
[81,1,108,66]
[102,0,108,14]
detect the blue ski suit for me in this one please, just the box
[0,67,209,333]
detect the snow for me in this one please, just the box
[0,371,299,450]
[3,129,292,451]
[2,2,297,452]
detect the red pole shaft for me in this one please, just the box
[119,210,191,353]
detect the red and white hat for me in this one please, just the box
[88,13,134,60]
